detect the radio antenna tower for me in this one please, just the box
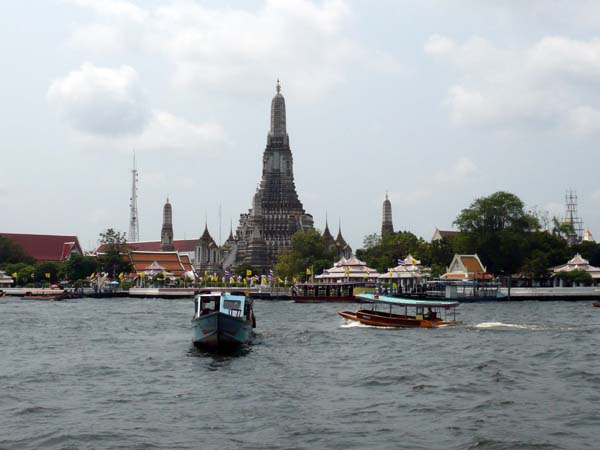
[564,189,583,245]
[128,151,140,243]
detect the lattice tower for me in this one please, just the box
[563,189,583,244]
[128,152,140,243]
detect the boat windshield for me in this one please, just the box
[220,294,246,317]
[196,295,220,317]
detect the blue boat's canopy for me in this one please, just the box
[357,293,459,308]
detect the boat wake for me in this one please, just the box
[475,322,543,331]
[339,321,397,330]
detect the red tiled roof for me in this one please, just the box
[0,233,82,262]
[461,256,485,273]
[96,239,198,254]
[180,254,193,272]
[127,251,195,277]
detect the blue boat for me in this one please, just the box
[192,292,256,351]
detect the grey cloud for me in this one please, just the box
[47,63,150,136]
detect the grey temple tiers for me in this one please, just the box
[147,82,352,275]
[222,80,315,272]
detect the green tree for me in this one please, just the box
[0,236,35,265]
[356,231,431,273]
[454,191,539,234]
[1,262,35,286]
[97,228,132,277]
[572,241,600,267]
[33,261,62,284]
[557,269,593,286]
[63,254,98,282]
[275,230,335,280]
[429,237,456,269]
[453,191,540,274]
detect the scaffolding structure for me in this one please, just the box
[563,189,583,245]
[128,152,140,243]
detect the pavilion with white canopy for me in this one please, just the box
[315,256,380,282]
[377,254,431,292]
[551,253,600,286]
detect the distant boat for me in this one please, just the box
[192,292,256,351]
[292,282,374,303]
[339,293,462,328]
[22,291,70,301]
[593,302,600,308]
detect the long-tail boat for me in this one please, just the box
[192,292,256,351]
[339,293,461,328]
[22,291,71,301]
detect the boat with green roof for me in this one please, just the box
[339,293,461,328]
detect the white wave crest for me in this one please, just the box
[339,320,396,330]
[475,322,539,330]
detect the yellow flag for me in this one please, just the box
[118,272,124,280]
[140,272,145,278]
[12,272,17,278]
[246,269,252,276]
[45,273,51,279]
[306,268,312,275]
[90,272,95,279]
[389,271,393,278]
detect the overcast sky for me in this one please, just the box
[2,0,600,251]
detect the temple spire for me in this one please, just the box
[382,192,394,236]
[160,197,174,251]
[269,79,288,143]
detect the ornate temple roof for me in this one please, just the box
[378,255,430,279]
[128,251,196,277]
[316,256,379,280]
[441,254,491,280]
[335,222,348,247]
[551,253,600,278]
[199,223,215,244]
[322,216,334,244]
[97,240,198,253]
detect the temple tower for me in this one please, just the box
[382,192,394,236]
[195,223,221,275]
[234,80,314,271]
[160,198,175,251]
[322,215,335,248]
[335,220,352,260]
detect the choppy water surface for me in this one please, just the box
[1,297,599,450]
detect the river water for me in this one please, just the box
[0,297,599,450]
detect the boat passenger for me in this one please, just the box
[425,307,437,320]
